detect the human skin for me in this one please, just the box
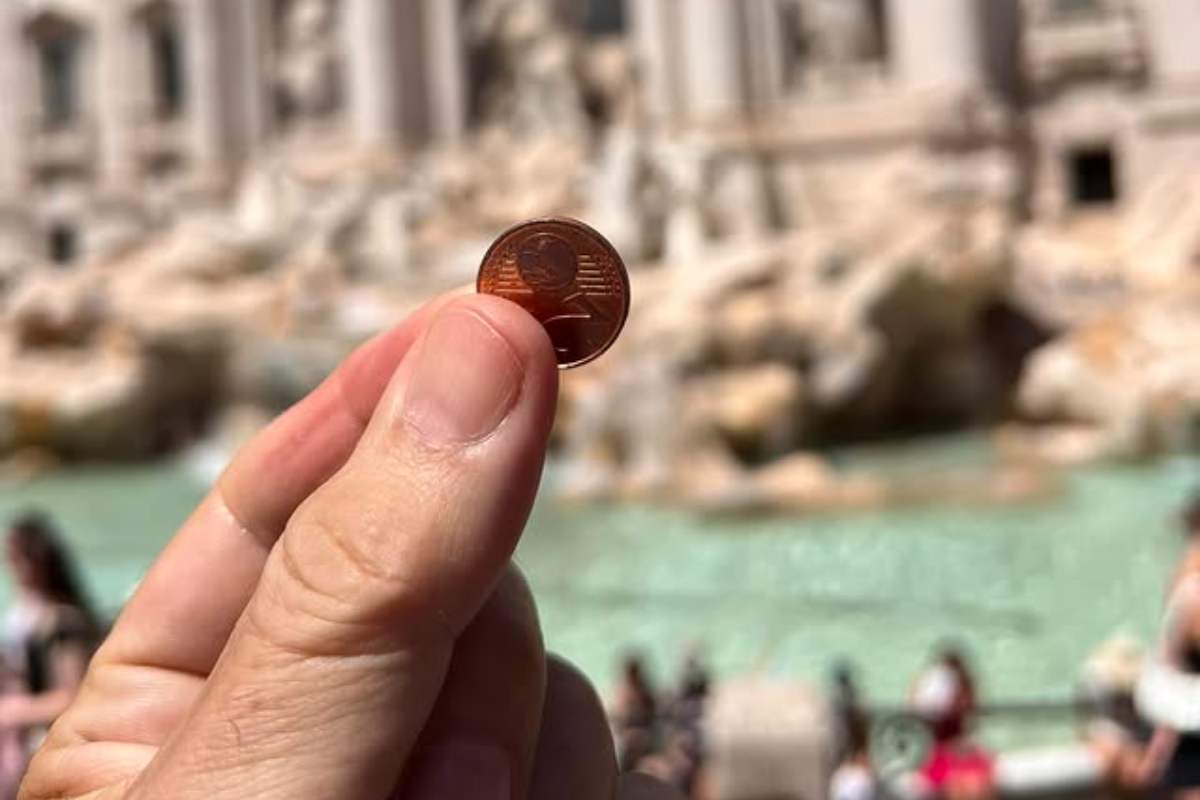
[19,293,682,799]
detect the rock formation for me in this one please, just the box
[2,8,1199,512]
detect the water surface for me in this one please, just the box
[0,443,1192,746]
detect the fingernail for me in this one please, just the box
[402,308,523,446]
[404,741,511,800]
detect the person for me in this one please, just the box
[829,707,878,800]
[16,293,681,798]
[660,646,712,797]
[0,512,97,798]
[829,660,868,769]
[636,732,704,798]
[1135,493,1200,798]
[1080,633,1153,792]
[613,653,660,773]
[910,644,994,800]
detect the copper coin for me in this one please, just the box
[477,218,630,369]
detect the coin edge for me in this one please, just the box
[476,216,631,370]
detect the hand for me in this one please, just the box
[1135,727,1178,786]
[22,294,682,799]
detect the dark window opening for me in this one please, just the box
[1069,147,1118,207]
[1053,0,1103,19]
[147,151,183,177]
[151,20,186,119]
[583,0,626,35]
[48,224,79,265]
[33,162,90,184]
[38,30,83,129]
[868,0,890,62]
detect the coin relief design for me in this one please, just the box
[478,218,631,369]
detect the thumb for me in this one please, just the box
[133,296,558,800]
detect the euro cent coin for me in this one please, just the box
[477,218,631,369]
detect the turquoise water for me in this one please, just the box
[523,465,1181,697]
[0,445,1194,746]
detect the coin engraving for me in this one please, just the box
[517,234,579,293]
[478,218,630,369]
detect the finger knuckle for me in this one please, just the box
[255,502,458,655]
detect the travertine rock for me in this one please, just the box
[751,453,886,512]
[0,346,153,459]
[7,271,108,350]
[2,7,1198,507]
[1017,296,1200,459]
[690,365,807,462]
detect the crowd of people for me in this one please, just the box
[7,490,1200,799]
[829,646,996,800]
[610,648,712,798]
[828,491,1200,800]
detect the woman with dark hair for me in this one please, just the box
[911,644,994,800]
[1136,492,1200,799]
[0,511,97,795]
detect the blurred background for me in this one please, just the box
[1,0,1200,797]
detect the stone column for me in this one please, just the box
[0,1,26,197]
[743,0,787,112]
[888,0,985,93]
[423,0,467,141]
[679,0,748,122]
[233,0,272,154]
[343,0,398,147]
[626,0,679,124]
[1144,0,1200,86]
[183,0,228,174]
[95,5,139,191]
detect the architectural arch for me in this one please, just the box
[132,0,187,121]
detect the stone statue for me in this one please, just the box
[781,0,882,93]
[590,125,653,263]
[653,136,713,266]
[809,0,876,65]
[586,43,654,261]
[710,156,771,242]
[275,0,341,123]
[469,0,587,135]
[584,40,644,129]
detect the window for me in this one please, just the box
[33,20,84,129]
[583,0,626,35]
[149,12,186,119]
[48,223,79,265]
[1068,147,1118,207]
[868,0,890,62]
[1052,0,1103,19]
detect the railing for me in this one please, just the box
[1022,0,1144,85]
[867,697,1085,724]
[1027,0,1126,26]
[131,108,187,166]
[1046,0,1108,23]
[865,700,1107,800]
[25,113,96,172]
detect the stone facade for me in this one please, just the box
[0,0,478,266]
[1,0,1197,276]
[2,0,1200,489]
